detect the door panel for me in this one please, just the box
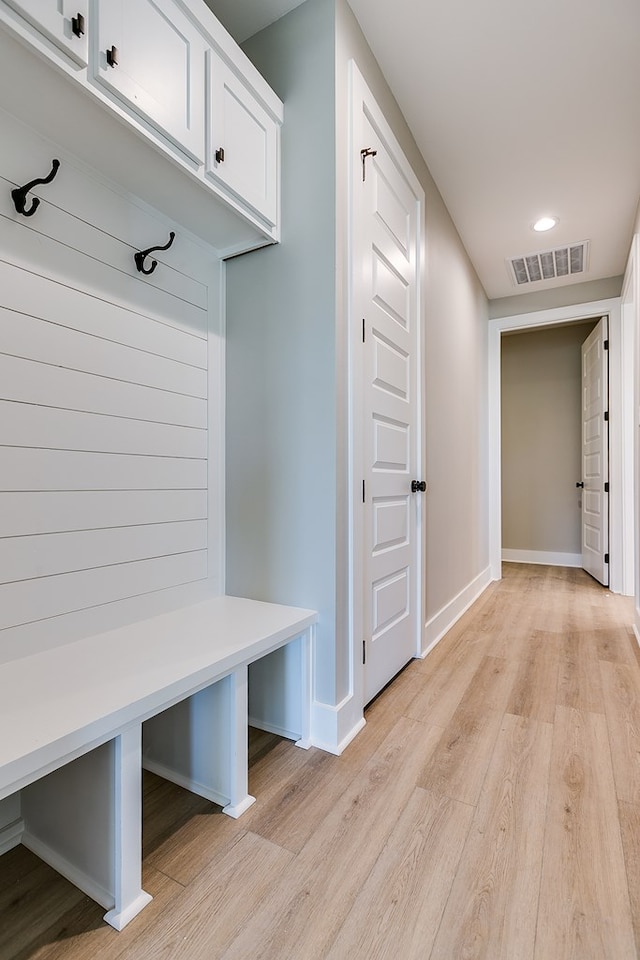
[206,53,278,227]
[5,0,89,65]
[581,317,609,585]
[360,115,421,704]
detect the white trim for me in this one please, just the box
[141,758,229,808]
[310,694,366,756]
[248,717,300,742]
[488,297,631,591]
[22,829,114,910]
[210,259,226,597]
[502,550,582,567]
[609,304,633,595]
[622,236,639,605]
[634,619,640,647]
[0,817,23,856]
[221,795,256,820]
[348,60,426,718]
[423,565,492,655]
[104,891,154,932]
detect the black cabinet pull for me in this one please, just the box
[106,45,118,67]
[71,13,85,37]
[215,147,225,163]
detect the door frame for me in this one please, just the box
[488,296,634,595]
[621,235,640,637]
[348,61,426,715]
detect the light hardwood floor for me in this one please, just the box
[2,563,639,959]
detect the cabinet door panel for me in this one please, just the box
[5,0,88,65]
[93,0,205,163]
[207,54,278,227]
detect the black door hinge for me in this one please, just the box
[604,339,609,350]
[605,553,609,564]
[604,481,609,493]
[604,411,609,421]
[362,639,366,664]
[361,147,377,181]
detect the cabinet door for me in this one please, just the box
[93,0,205,163]
[207,54,278,228]
[4,0,89,65]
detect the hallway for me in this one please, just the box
[2,564,639,959]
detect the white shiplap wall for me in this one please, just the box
[0,109,224,663]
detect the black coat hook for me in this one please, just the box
[134,231,176,275]
[11,159,60,217]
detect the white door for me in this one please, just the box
[353,82,423,705]
[580,316,609,585]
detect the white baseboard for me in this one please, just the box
[310,694,366,756]
[0,817,23,856]
[22,829,113,910]
[502,549,582,568]
[248,716,298,742]
[142,758,228,808]
[423,565,492,655]
[104,890,153,932]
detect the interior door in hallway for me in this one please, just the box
[357,106,423,705]
[581,316,609,585]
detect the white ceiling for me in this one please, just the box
[206,0,640,301]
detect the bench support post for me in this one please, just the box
[295,625,313,750]
[103,725,152,930]
[222,665,256,819]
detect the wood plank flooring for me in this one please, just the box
[2,563,639,959]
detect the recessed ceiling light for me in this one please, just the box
[533,216,559,232]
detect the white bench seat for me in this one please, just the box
[0,595,317,930]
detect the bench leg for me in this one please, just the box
[103,726,152,931]
[222,665,256,819]
[295,625,313,750]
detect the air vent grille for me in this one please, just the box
[508,241,589,286]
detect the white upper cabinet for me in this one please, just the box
[207,54,278,228]
[0,0,283,251]
[92,0,205,163]
[4,0,88,65]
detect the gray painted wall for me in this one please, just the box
[226,0,490,715]
[489,276,623,320]
[501,321,597,554]
[225,0,338,703]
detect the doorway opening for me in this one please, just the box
[488,297,634,596]
[500,317,605,582]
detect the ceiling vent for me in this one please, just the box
[507,240,590,286]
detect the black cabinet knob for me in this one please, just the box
[72,13,85,37]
